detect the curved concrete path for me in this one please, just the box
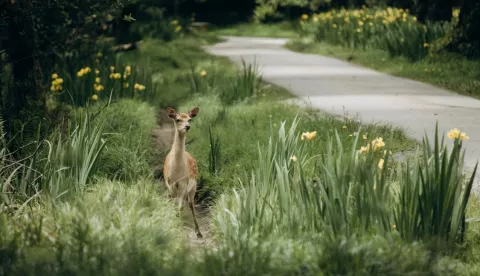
[205,36,480,184]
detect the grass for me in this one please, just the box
[210,22,299,38]
[287,39,480,98]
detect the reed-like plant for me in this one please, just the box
[220,59,262,105]
[394,123,477,245]
[208,127,221,175]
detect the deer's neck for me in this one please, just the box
[171,130,186,161]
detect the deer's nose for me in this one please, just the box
[186,125,191,131]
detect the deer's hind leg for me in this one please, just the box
[187,181,202,238]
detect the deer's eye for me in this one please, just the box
[176,119,181,123]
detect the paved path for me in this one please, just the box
[205,36,480,184]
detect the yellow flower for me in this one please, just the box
[362,135,367,140]
[51,73,58,79]
[423,43,429,48]
[134,83,146,91]
[392,224,396,229]
[84,67,91,73]
[447,128,469,140]
[313,16,318,22]
[110,66,115,72]
[290,155,297,162]
[94,84,104,92]
[371,137,385,151]
[358,20,364,26]
[97,52,103,58]
[175,26,182,32]
[52,78,63,85]
[378,158,384,169]
[50,85,56,92]
[125,66,132,75]
[301,14,309,20]
[91,94,99,101]
[123,82,129,88]
[200,70,207,77]
[412,16,417,21]
[332,24,337,28]
[359,144,370,154]
[95,69,100,75]
[383,150,393,157]
[95,77,101,83]
[110,73,121,79]
[301,131,317,141]
[342,125,347,129]
[171,20,178,25]
[368,22,374,27]
[356,28,362,33]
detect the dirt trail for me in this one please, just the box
[151,109,214,250]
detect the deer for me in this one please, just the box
[163,106,203,238]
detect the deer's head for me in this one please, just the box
[167,107,199,135]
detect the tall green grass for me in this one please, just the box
[214,117,477,254]
[0,111,106,205]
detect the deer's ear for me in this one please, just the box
[167,107,176,119]
[189,107,199,118]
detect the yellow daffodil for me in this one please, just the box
[110,66,115,72]
[171,20,178,25]
[134,83,146,91]
[332,24,337,28]
[93,84,104,92]
[447,128,469,140]
[175,26,182,32]
[301,14,309,20]
[77,69,85,77]
[423,43,429,48]
[95,69,100,75]
[290,155,297,162]
[200,70,207,77]
[91,94,99,101]
[371,137,385,151]
[110,73,121,79]
[342,125,347,129]
[378,158,384,169]
[123,82,129,88]
[301,131,317,141]
[362,135,368,140]
[125,66,132,75]
[383,150,393,157]
[84,67,91,73]
[359,144,370,154]
[52,73,58,79]
[95,77,101,83]
[52,78,63,85]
